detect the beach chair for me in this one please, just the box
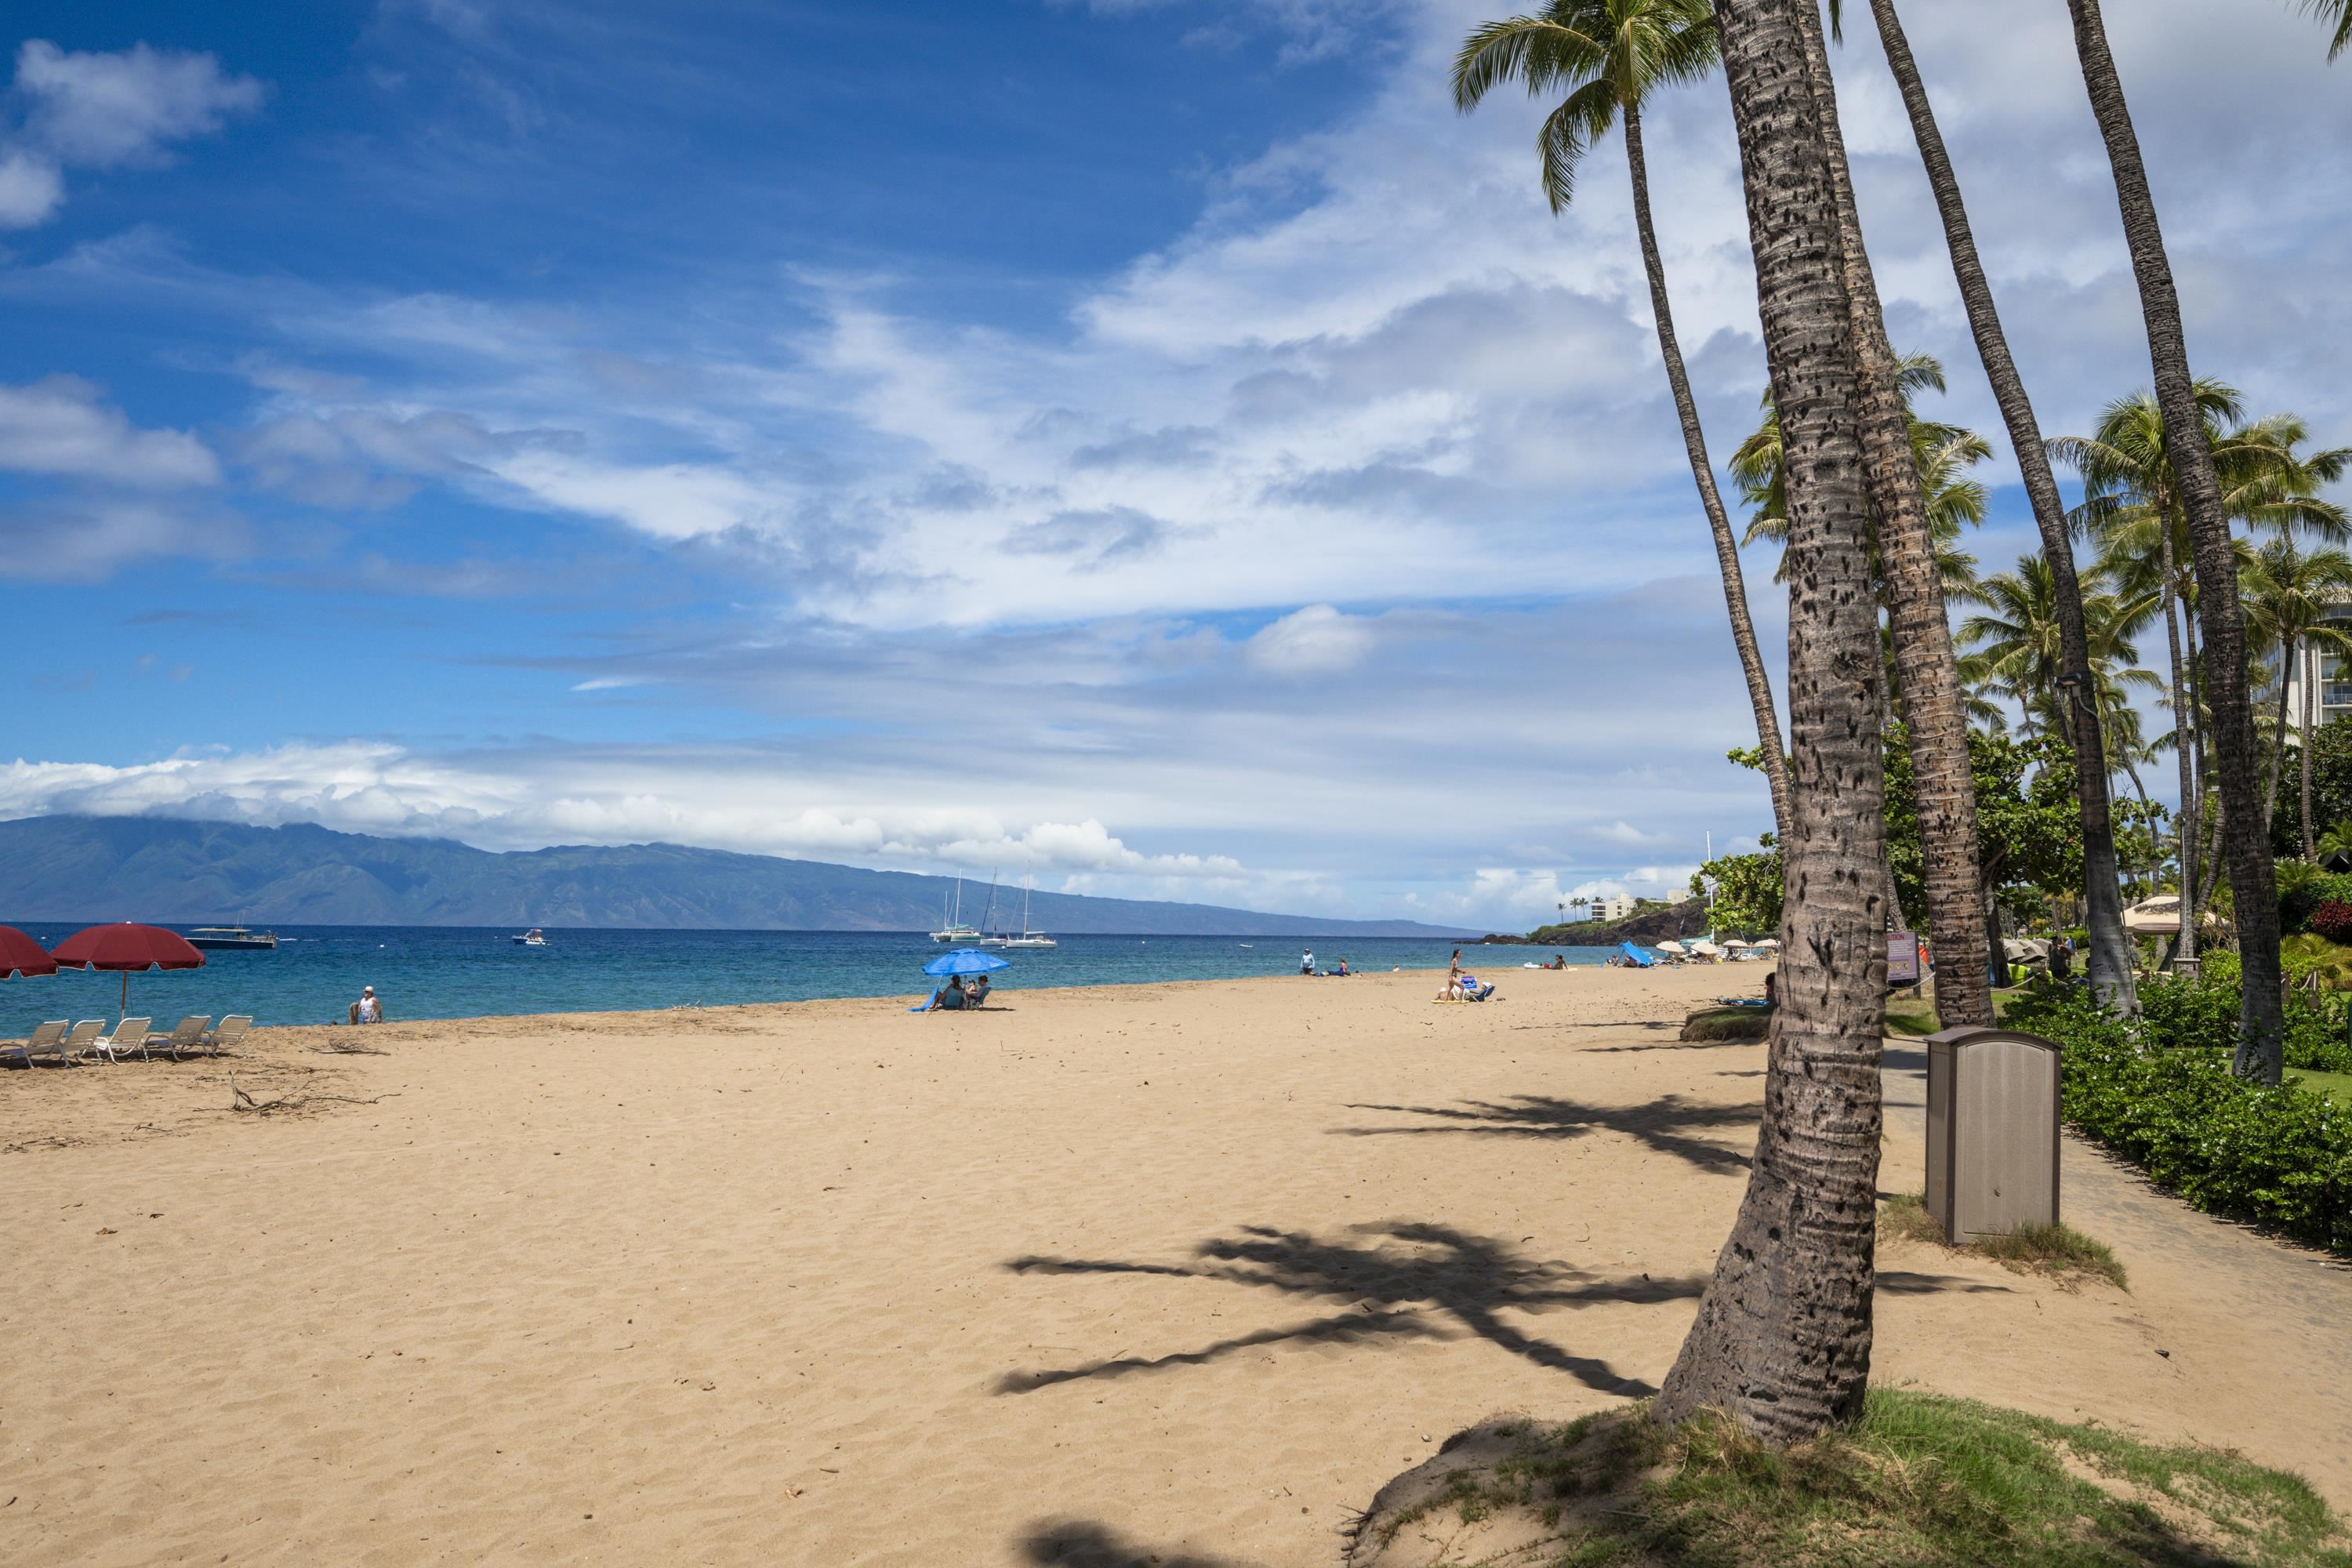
[93,1018,152,1064]
[5,1020,71,1068]
[57,1019,106,1063]
[200,1015,252,1055]
[141,1016,212,1060]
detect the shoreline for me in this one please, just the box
[6,964,2339,1567]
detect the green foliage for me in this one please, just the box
[2004,985,2352,1253]
[1882,722,2084,929]
[2281,869,2352,932]
[1690,833,1780,939]
[1394,1392,2351,1566]
[2298,717,2352,840]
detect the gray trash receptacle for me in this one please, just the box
[1923,1025,2061,1243]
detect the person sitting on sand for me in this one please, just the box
[348,985,383,1025]
[1548,954,1567,970]
[1332,957,1349,977]
[927,975,969,1012]
[965,973,992,1007]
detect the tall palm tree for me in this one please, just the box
[1847,0,2138,1010]
[1784,0,1991,1028]
[2065,0,2282,1083]
[2055,383,2243,969]
[1453,1,1791,843]
[1654,0,1883,1449]
[1733,353,1990,601]
[1960,554,2159,742]
[2239,539,2352,852]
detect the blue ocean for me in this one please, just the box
[0,925,1622,1035]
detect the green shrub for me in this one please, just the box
[2004,986,2352,1254]
[2279,868,2352,933]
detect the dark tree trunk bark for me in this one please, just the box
[1656,0,1886,1446]
[2267,633,2292,833]
[2304,647,2319,859]
[1867,0,2136,1014]
[1790,0,1991,1029]
[2159,536,2198,967]
[2068,0,2281,1079]
[1624,99,1793,844]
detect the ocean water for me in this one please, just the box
[0,926,1624,1036]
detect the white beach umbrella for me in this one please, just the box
[1654,940,1687,955]
[1752,937,1780,950]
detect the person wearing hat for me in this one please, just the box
[348,986,383,1025]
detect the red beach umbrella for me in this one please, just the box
[51,922,205,1017]
[0,926,60,979]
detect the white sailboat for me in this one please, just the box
[998,874,1057,949]
[930,875,981,943]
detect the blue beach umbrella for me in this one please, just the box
[924,949,1009,977]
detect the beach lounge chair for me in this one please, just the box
[5,1020,71,1068]
[93,1018,153,1064]
[200,1015,252,1055]
[56,1019,106,1062]
[140,1016,212,1060]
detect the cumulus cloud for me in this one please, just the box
[0,40,264,229]
[1244,604,1375,673]
[0,376,220,486]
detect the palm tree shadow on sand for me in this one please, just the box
[1015,1519,1261,1567]
[1333,1094,1759,1175]
[999,1221,1700,1398]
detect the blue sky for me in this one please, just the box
[2,0,2348,926]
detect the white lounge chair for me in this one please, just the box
[93,1018,152,1064]
[59,1019,106,1063]
[201,1015,252,1055]
[6,1020,70,1068]
[141,1016,212,1060]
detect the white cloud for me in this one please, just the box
[1245,604,1375,673]
[0,40,263,230]
[0,149,62,227]
[0,376,220,486]
[15,40,265,167]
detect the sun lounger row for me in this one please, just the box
[5,1015,251,1068]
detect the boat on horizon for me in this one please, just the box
[513,928,549,946]
[990,873,1056,949]
[183,925,278,952]
[931,874,982,943]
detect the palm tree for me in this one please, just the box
[1453,2,1791,843]
[2064,0,2282,1082]
[1960,554,2159,742]
[2239,539,2352,852]
[1836,0,2139,1013]
[1733,353,1990,600]
[1654,0,1883,1448]
[1783,0,1991,1028]
[2303,0,2352,60]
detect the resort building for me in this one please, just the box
[1587,894,1636,923]
[2284,605,2352,735]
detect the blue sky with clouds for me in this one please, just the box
[2,0,2348,927]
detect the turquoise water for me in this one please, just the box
[0,926,1621,1035]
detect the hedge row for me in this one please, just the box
[2132,969,2352,1074]
[2004,985,2352,1254]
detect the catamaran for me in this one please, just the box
[931,875,982,943]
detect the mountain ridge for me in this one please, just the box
[0,816,1475,938]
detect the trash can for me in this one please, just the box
[1922,1025,2061,1243]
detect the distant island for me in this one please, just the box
[1478,896,1710,948]
[0,815,1478,938]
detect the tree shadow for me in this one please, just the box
[1875,1270,2015,1295]
[1015,1518,1261,1567]
[1001,1221,1697,1398]
[1584,1037,1753,1052]
[1333,1095,1757,1175]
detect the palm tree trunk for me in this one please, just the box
[2067,0,2282,1080]
[2303,645,2319,858]
[1623,98,1792,844]
[2159,539,2198,967]
[1790,0,1991,1029]
[1655,0,1883,1447]
[1867,0,2136,1014]
[2267,633,2292,833]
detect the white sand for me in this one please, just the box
[2,965,2342,1566]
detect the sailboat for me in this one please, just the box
[998,873,1057,949]
[930,874,981,943]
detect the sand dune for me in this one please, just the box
[2,966,2343,1566]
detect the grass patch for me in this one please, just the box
[1878,1194,2129,1290]
[1886,995,1941,1036]
[2288,1067,2352,1104]
[1356,1392,2351,1566]
[1682,1005,1772,1042]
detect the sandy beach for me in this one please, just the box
[3,965,2346,1566]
